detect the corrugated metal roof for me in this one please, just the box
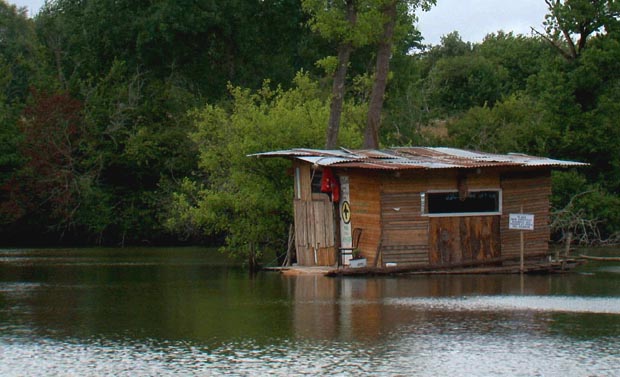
[249,147,588,170]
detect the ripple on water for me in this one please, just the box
[387,295,620,314]
[1,334,619,377]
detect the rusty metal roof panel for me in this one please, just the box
[353,149,397,159]
[251,147,587,169]
[297,156,359,166]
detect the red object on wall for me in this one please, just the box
[320,167,340,202]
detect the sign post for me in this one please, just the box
[509,211,534,273]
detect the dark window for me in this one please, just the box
[311,170,323,194]
[427,190,500,214]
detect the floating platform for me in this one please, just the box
[325,259,585,277]
[262,266,334,276]
[264,258,585,277]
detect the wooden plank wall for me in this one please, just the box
[296,162,312,201]
[379,171,434,266]
[347,172,382,266]
[380,192,429,265]
[500,170,552,259]
[379,169,502,267]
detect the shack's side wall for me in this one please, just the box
[346,171,382,266]
[500,170,552,259]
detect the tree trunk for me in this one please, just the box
[325,0,356,149]
[363,0,397,149]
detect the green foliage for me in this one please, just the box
[76,61,199,243]
[543,0,620,59]
[381,53,433,145]
[476,32,554,93]
[447,94,556,154]
[302,0,382,47]
[36,0,325,100]
[0,1,46,193]
[424,31,472,63]
[426,54,508,113]
[0,1,43,100]
[165,73,363,260]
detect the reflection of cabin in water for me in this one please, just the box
[254,148,586,269]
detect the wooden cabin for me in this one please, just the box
[254,148,586,269]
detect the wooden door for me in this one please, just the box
[429,216,500,265]
[294,194,336,266]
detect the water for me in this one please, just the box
[1,247,619,376]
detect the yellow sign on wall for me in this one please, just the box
[341,201,351,224]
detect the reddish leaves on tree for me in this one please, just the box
[2,89,85,226]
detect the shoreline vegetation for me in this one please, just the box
[1,1,619,263]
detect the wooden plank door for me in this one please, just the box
[294,194,336,266]
[429,216,500,265]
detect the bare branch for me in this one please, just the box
[530,27,574,61]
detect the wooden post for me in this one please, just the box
[334,201,341,268]
[283,223,294,267]
[564,232,572,257]
[520,205,524,273]
[520,230,524,273]
[562,232,572,271]
[314,243,319,265]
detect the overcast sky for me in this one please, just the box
[418,0,549,45]
[9,0,550,46]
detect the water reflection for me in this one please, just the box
[1,247,620,376]
[288,274,620,343]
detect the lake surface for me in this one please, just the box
[1,247,619,376]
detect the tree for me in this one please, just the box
[447,94,553,154]
[35,0,325,101]
[476,31,554,93]
[426,54,509,113]
[304,0,359,149]
[303,0,384,148]
[165,73,364,266]
[0,1,43,100]
[2,90,89,233]
[363,0,435,148]
[76,61,199,244]
[0,1,49,227]
[539,0,620,60]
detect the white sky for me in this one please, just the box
[418,0,550,45]
[9,0,550,46]
[8,0,43,16]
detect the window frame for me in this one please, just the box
[421,188,502,217]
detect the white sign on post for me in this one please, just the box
[509,214,535,230]
[339,176,352,266]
